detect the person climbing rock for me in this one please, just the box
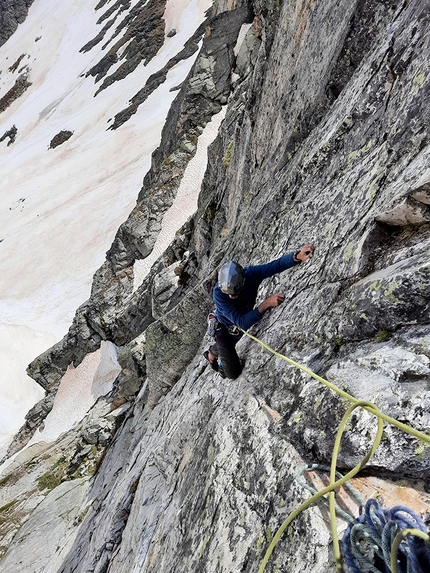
[204,244,315,379]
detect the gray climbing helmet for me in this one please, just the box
[218,261,245,295]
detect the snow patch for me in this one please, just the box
[28,341,121,445]
[0,0,211,453]
[0,323,53,458]
[133,106,226,290]
[164,0,212,43]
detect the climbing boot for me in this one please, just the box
[203,351,226,378]
[207,312,219,337]
[218,360,226,379]
[203,350,219,372]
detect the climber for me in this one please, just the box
[204,244,315,379]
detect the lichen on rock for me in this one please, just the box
[2,0,430,572]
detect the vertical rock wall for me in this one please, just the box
[1,0,430,572]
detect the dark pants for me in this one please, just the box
[209,326,243,379]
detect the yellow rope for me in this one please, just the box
[240,329,430,445]
[238,329,430,572]
[257,400,383,573]
[329,401,384,572]
[390,529,430,573]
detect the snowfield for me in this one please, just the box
[0,0,213,459]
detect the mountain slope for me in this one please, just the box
[1,0,430,572]
[0,0,211,454]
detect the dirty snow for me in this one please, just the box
[0,0,214,458]
[27,341,122,446]
[133,106,225,289]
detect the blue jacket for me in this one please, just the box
[213,253,298,330]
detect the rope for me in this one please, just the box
[240,329,430,445]
[391,528,430,573]
[257,400,384,573]
[343,500,430,573]
[238,329,430,573]
[295,464,365,523]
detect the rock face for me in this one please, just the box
[1,0,430,572]
[0,0,35,47]
[49,130,73,149]
[0,72,31,113]
[84,0,168,93]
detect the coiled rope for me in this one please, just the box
[238,329,430,573]
[343,499,430,573]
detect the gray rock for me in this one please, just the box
[114,334,146,400]
[145,282,213,406]
[0,124,17,145]
[0,0,35,47]
[81,423,109,446]
[3,1,430,572]
[376,195,430,225]
[325,340,430,474]
[0,478,90,572]
[151,263,178,319]
[85,0,166,88]
[180,140,196,154]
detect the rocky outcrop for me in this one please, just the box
[6,0,251,455]
[0,0,35,47]
[145,280,214,406]
[85,0,167,90]
[1,0,430,572]
[49,130,74,149]
[287,324,430,477]
[0,72,31,114]
[0,124,17,145]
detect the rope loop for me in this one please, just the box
[238,329,430,573]
[343,500,430,573]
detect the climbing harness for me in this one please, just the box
[228,325,241,336]
[207,311,241,338]
[237,329,430,573]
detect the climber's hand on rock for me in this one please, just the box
[296,244,315,261]
[258,293,285,315]
[268,293,285,307]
